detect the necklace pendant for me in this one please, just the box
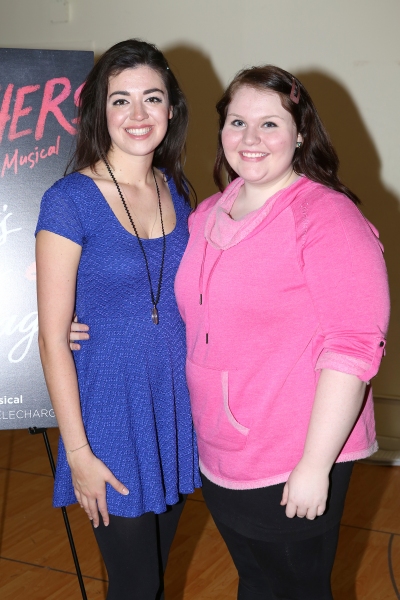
[151,306,159,325]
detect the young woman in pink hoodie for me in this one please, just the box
[71,65,389,598]
[174,66,389,599]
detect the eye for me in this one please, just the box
[262,121,277,128]
[145,96,163,103]
[112,98,128,106]
[231,119,245,127]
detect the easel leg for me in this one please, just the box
[29,427,88,600]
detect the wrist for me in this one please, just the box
[66,442,92,465]
[66,441,89,455]
[297,455,333,474]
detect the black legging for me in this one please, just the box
[93,496,186,600]
[213,517,340,600]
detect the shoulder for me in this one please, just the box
[197,192,223,213]
[292,178,356,216]
[291,178,383,256]
[188,192,222,231]
[162,171,192,216]
[40,173,96,222]
[292,178,373,234]
[42,172,97,213]
[36,173,94,241]
[43,172,89,199]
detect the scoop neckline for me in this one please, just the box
[74,171,178,242]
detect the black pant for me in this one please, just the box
[93,497,186,600]
[213,517,341,600]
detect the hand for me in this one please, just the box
[69,314,90,351]
[68,447,129,527]
[280,459,330,520]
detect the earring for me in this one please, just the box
[296,141,302,148]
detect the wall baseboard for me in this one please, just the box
[361,397,400,466]
[374,395,400,404]
[362,443,400,466]
[374,396,400,440]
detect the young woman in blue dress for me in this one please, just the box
[35,39,200,600]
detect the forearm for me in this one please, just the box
[282,368,366,518]
[39,336,88,452]
[39,334,128,526]
[301,368,366,471]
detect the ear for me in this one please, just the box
[169,106,174,120]
[297,132,303,144]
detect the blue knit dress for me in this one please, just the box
[36,172,201,517]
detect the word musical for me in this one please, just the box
[0,395,23,404]
[1,135,61,178]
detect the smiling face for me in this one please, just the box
[106,66,173,160]
[221,85,302,191]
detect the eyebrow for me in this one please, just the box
[108,88,165,99]
[143,88,165,95]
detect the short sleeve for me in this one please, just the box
[35,178,84,246]
[294,188,390,382]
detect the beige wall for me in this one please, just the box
[1,0,399,433]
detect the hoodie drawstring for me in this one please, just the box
[199,239,223,344]
[199,241,207,306]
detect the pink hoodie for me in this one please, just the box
[175,177,390,490]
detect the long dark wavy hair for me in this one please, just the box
[213,65,360,204]
[67,39,194,204]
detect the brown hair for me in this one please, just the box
[213,65,360,204]
[67,39,195,204]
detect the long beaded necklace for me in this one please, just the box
[103,158,166,325]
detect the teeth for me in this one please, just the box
[126,127,152,135]
[242,152,266,158]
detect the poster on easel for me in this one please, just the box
[0,48,93,429]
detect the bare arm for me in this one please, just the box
[36,230,128,526]
[281,368,366,519]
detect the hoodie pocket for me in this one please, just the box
[186,358,250,451]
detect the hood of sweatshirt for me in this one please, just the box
[204,175,306,250]
[198,175,307,343]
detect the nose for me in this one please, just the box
[129,100,148,121]
[242,125,261,146]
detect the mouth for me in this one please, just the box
[240,151,267,158]
[125,126,153,136]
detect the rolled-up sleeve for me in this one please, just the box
[297,190,390,382]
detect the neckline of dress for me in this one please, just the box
[74,171,178,242]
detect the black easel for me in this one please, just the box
[29,427,88,600]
